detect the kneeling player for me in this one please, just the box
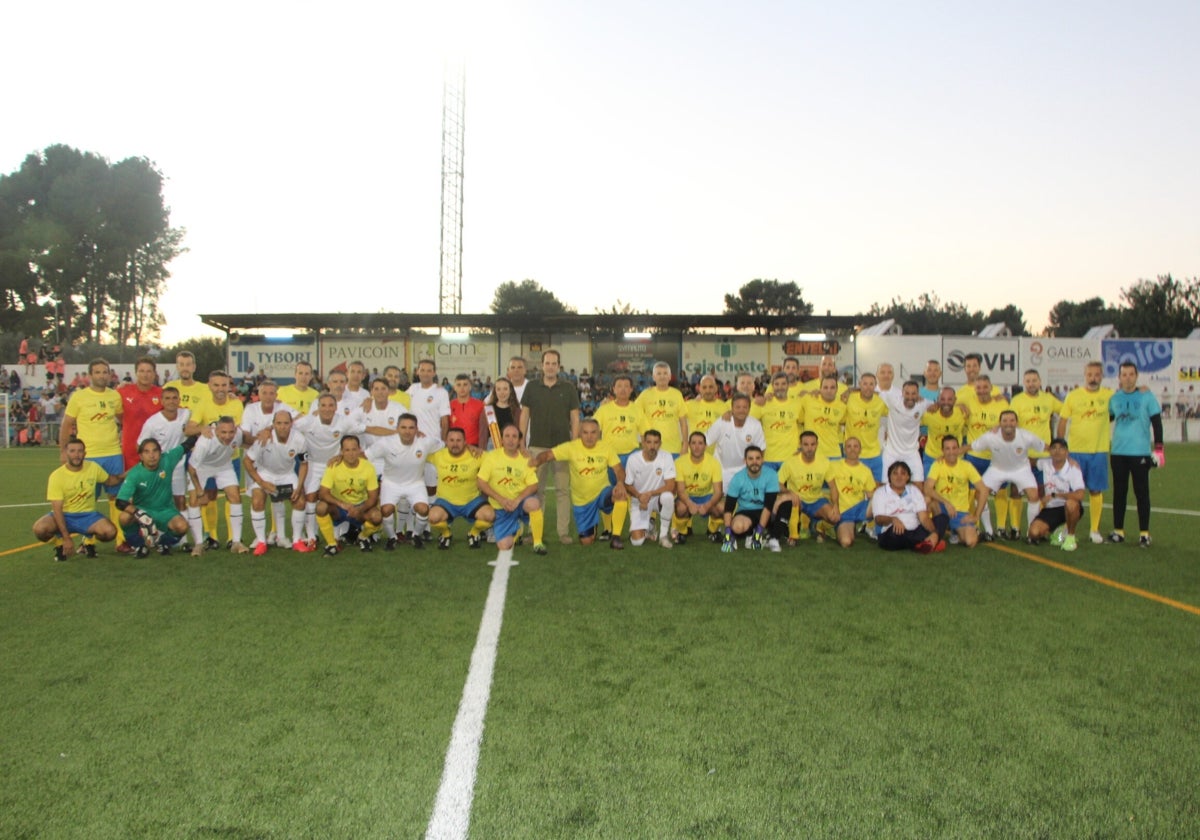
[428,427,494,550]
[366,414,440,551]
[777,431,840,544]
[925,437,988,548]
[1027,438,1085,552]
[825,436,877,548]
[243,410,310,555]
[115,438,196,556]
[33,438,122,560]
[623,430,677,548]
[186,417,249,555]
[721,445,784,552]
[477,424,544,558]
[316,435,383,555]
[531,418,628,550]
[672,431,724,545]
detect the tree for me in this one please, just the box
[490,279,574,315]
[1115,274,1200,337]
[0,144,184,346]
[596,299,649,315]
[1044,297,1120,337]
[163,336,226,381]
[982,304,1029,337]
[862,292,983,335]
[723,279,813,320]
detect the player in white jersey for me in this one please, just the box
[343,361,370,410]
[185,417,248,555]
[971,410,1044,535]
[407,359,452,494]
[139,386,192,510]
[705,393,767,487]
[362,377,407,461]
[878,379,932,485]
[242,410,310,554]
[623,430,677,548]
[294,393,367,546]
[365,413,444,549]
[239,380,297,442]
[307,370,362,421]
[1027,437,1086,551]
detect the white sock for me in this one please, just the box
[658,494,675,537]
[290,508,306,543]
[272,502,287,539]
[229,507,244,544]
[188,507,204,544]
[305,501,317,541]
[252,510,267,544]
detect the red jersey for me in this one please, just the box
[449,397,485,446]
[118,383,164,468]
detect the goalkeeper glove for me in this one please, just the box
[721,527,735,553]
[1151,445,1165,468]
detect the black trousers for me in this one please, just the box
[1110,454,1152,532]
[877,512,950,551]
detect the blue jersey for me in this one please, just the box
[1109,389,1160,456]
[725,466,780,511]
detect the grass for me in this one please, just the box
[2,446,1199,838]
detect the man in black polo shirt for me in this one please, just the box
[522,349,581,544]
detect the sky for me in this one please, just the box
[5,0,1198,345]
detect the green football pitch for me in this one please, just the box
[2,446,1199,838]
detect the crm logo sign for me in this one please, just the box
[1102,340,1173,378]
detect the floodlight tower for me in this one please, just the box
[438,61,466,316]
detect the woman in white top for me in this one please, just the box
[872,461,947,553]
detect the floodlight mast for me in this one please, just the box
[438,61,466,317]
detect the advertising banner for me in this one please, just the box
[227,335,317,383]
[408,334,498,380]
[1101,339,1175,389]
[681,337,769,383]
[942,337,1021,386]
[769,337,854,384]
[319,337,408,378]
[853,336,942,385]
[1018,338,1100,386]
[591,336,679,384]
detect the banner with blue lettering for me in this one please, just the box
[227,335,317,383]
[1101,339,1174,388]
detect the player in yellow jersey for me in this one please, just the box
[164,350,211,419]
[671,431,725,543]
[478,424,544,559]
[60,358,127,550]
[382,365,413,409]
[921,388,967,475]
[777,431,839,542]
[685,375,730,443]
[844,372,889,483]
[790,355,849,400]
[593,375,642,465]
[925,437,988,548]
[801,376,849,461]
[635,362,688,455]
[316,434,382,555]
[752,373,803,468]
[960,375,1009,539]
[1056,361,1114,544]
[825,436,877,547]
[1006,369,1063,536]
[954,353,1003,410]
[427,427,493,549]
[531,418,628,549]
[277,360,320,416]
[34,438,122,560]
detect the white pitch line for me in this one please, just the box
[1103,503,1200,517]
[426,553,517,840]
[0,502,48,509]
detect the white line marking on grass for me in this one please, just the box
[0,502,47,510]
[426,552,518,840]
[1104,503,1200,517]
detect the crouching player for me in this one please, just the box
[477,424,544,560]
[672,432,725,545]
[531,418,628,550]
[1027,437,1086,552]
[242,410,310,555]
[186,417,249,556]
[776,430,840,544]
[925,437,988,548]
[623,429,677,549]
[721,445,784,552]
[33,437,122,560]
[115,437,199,556]
[825,436,877,548]
[428,427,494,550]
[316,435,383,555]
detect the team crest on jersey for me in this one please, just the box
[333,431,341,439]
[153,397,160,405]
[743,434,752,442]
[416,450,424,459]
[655,468,662,476]
[388,418,396,426]
[287,449,297,458]
[158,471,166,479]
